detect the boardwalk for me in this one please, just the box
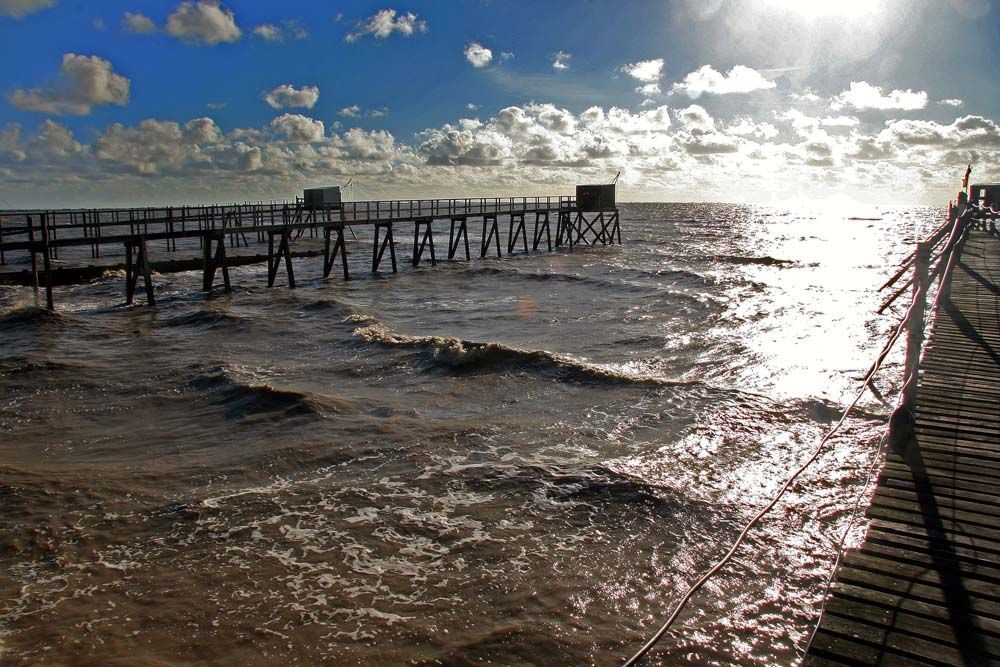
[806,229,1000,666]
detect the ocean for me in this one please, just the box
[0,202,939,665]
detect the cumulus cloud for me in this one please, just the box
[122,11,156,33]
[620,58,664,84]
[166,1,242,45]
[728,116,779,140]
[830,81,927,111]
[262,84,319,110]
[417,102,674,167]
[938,98,963,107]
[883,115,1000,148]
[270,113,325,142]
[345,8,427,42]
[7,53,130,116]
[552,51,571,70]
[339,105,361,118]
[252,24,281,41]
[671,65,775,98]
[0,0,55,18]
[464,42,492,68]
[28,119,84,160]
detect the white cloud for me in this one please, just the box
[252,20,307,42]
[7,53,130,116]
[620,58,664,83]
[0,122,25,162]
[465,42,492,68]
[883,115,1000,148]
[29,119,84,160]
[500,51,514,61]
[466,103,479,111]
[122,11,156,34]
[830,81,927,111]
[637,83,661,96]
[339,105,361,118]
[821,115,860,127]
[0,0,55,18]
[552,51,571,70]
[671,65,775,98]
[166,1,242,45]
[270,113,325,142]
[790,88,822,103]
[345,8,426,42]
[938,98,963,107]
[262,84,319,110]
[728,116,779,140]
[252,24,281,41]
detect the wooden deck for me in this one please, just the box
[806,229,1000,666]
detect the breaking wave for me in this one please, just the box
[352,322,700,388]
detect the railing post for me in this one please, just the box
[901,240,931,414]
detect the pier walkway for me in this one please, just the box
[0,192,621,309]
[806,228,1000,666]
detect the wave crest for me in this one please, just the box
[353,322,698,388]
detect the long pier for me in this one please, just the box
[0,193,621,308]
[806,206,1000,664]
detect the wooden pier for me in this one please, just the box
[806,214,1000,664]
[0,190,621,309]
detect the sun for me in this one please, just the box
[761,0,883,18]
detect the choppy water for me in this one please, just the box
[0,203,939,665]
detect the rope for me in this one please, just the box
[622,211,966,665]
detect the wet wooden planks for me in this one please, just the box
[807,230,1000,667]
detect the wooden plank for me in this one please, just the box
[808,230,1000,665]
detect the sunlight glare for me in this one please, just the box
[761,0,883,18]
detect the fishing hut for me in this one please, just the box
[0,184,621,309]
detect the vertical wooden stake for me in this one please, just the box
[901,241,931,413]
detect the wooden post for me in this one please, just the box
[40,212,54,310]
[901,241,931,413]
[27,215,39,298]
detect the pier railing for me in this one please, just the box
[880,197,997,424]
[0,192,624,309]
[0,195,578,250]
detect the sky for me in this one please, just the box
[0,0,998,208]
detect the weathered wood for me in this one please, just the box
[480,214,500,259]
[533,211,551,252]
[322,225,349,280]
[806,230,1000,666]
[412,219,436,267]
[507,212,528,254]
[372,222,397,273]
[448,216,469,261]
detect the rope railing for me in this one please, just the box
[622,189,978,666]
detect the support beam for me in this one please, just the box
[323,225,350,280]
[202,232,231,293]
[412,218,436,266]
[532,211,552,252]
[448,216,470,260]
[124,236,155,306]
[481,214,501,259]
[372,222,397,273]
[267,227,296,288]
[507,213,528,254]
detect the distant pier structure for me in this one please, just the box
[0,184,621,309]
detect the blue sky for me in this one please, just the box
[1,0,999,207]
